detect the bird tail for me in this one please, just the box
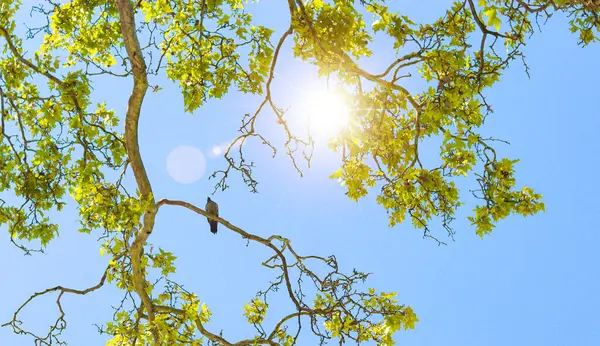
[210,221,218,234]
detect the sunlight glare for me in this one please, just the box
[305,90,351,140]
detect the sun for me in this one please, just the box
[304,89,351,140]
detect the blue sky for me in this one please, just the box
[1,1,600,345]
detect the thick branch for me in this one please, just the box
[114,0,157,342]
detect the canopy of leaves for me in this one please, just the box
[0,0,597,345]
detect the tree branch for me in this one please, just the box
[114,0,158,343]
[2,263,112,345]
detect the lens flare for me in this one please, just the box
[305,90,351,140]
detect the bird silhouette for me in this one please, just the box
[205,197,219,234]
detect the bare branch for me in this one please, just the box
[2,263,113,345]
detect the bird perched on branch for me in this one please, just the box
[205,197,219,234]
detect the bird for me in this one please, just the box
[205,197,219,234]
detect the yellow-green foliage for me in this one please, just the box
[1,0,596,344]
